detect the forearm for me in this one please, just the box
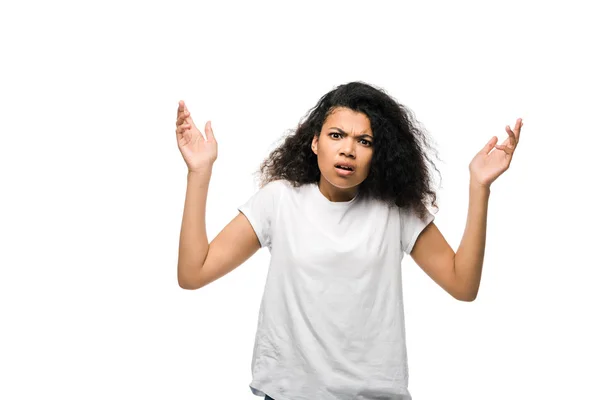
[178,169,212,287]
[454,178,491,300]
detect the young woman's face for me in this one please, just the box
[311,107,374,198]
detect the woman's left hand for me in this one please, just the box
[469,118,523,188]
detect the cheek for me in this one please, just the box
[361,152,374,172]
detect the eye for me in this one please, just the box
[330,132,372,146]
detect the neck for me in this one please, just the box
[317,177,359,202]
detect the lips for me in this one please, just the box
[334,163,355,177]
[334,162,355,171]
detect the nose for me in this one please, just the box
[339,137,356,158]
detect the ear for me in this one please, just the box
[311,135,318,155]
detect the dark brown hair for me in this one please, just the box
[254,81,442,221]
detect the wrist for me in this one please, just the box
[469,178,491,194]
[187,168,212,181]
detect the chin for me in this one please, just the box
[323,172,364,189]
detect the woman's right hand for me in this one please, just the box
[175,100,218,173]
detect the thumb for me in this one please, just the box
[205,121,216,142]
[480,136,498,155]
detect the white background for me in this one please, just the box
[1,0,598,399]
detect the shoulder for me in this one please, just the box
[260,179,293,194]
[251,179,298,204]
[398,203,434,220]
[262,179,309,194]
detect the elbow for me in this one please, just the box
[177,266,202,290]
[178,280,198,290]
[453,268,478,302]
[456,290,478,302]
[452,281,478,302]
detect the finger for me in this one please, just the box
[496,136,516,153]
[183,105,196,127]
[176,123,191,135]
[505,125,515,139]
[514,118,523,141]
[205,121,216,142]
[176,111,190,126]
[505,118,521,142]
[480,136,498,155]
[509,124,519,143]
[178,101,194,126]
[514,118,522,131]
[501,118,522,145]
[504,125,518,147]
[495,144,515,155]
[178,102,192,128]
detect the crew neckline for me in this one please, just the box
[311,182,360,207]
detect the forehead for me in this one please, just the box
[324,107,372,131]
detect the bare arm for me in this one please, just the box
[177,170,261,290]
[177,170,213,288]
[410,222,463,300]
[175,100,261,290]
[453,179,491,301]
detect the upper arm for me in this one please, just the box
[410,221,469,301]
[184,211,261,290]
[183,180,282,290]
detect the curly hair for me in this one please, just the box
[253,81,442,221]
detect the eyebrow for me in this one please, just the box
[329,127,374,140]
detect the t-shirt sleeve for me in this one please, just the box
[237,180,283,249]
[400,205,436,255]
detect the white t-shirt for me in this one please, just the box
[237,179,435,400]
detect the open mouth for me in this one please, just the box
[334,164,355,176]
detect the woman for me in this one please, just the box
[175,81,522,400]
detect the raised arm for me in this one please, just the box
[175,100,261,289]
[178,171,261,290]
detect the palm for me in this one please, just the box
[178,123,217,164]
[469,118,522,187]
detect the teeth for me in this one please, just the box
[337,166,351,171]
